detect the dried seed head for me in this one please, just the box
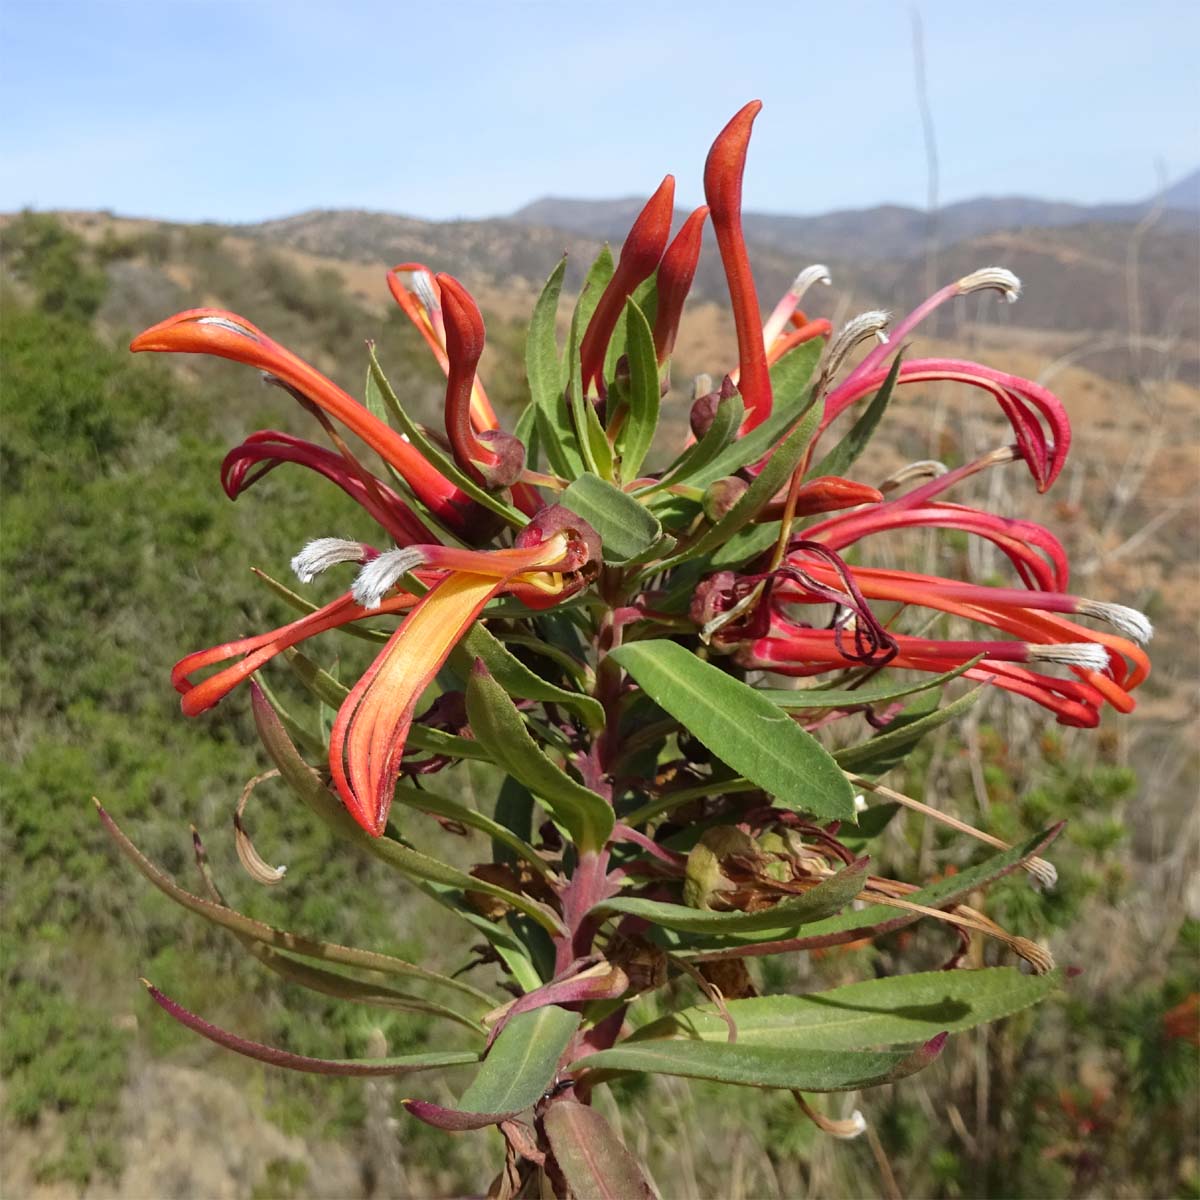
[291,537,370,583]
[1027,642,1111,672]
[352,547,429,608]
[1076,599,1154,644]
[956,266,1021,302]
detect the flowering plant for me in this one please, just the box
[99,101,1150,1193]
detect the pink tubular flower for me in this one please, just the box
[704,100,772,431]
[130,309,477,532]
[579,175,676,392]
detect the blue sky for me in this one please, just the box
[2,0,1196,223]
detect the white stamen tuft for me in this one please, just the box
[413,271,440,314]
[956,267,1021,303]
[1025,857,1058,891]
[821,310,892,386]
[352,547,429,609]
[1076,599,1153,644]
[879,459,948,493]
[1027,642,1111,672]
[691,373,714,402]
[792,263,832,300]
[196,315,259,339]
[853,793,868,814]
[830,1110,868,1140]
[290,538,368,583]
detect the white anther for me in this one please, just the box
[956,267,1021,303]
[792,263,832,301]
[879,459,949,493]
[1027,642,1111,672]
[352,547,429,609]
[1025,857,1058,891]
[195,315,259,338]
[821,310,892,388]
[853,793,868,814]
[1076,600,1153,644]
[413,271,440,314]
[830,1110,868,1140]
[290,538,367,584]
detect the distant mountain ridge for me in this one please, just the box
[510,169,1200,261]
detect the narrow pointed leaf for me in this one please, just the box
[618,299,660,481]
[571,1036,942,1092]
[466,665,614,852]
[835,684,985,774]
[756,659,980,710]
[808,353,902,481]
[453,621,605,731]
[560,473,662,565]
[143,981,480,1075]
[769,337,825,412]
[527,257,583,478]
[592,858,867,933]
[367,348,524,527]
[609,641,855,820]
[543,1100,655,1200]
[643,392,744,495]
[403,1005,581,1129]
[632,967,1060,1049]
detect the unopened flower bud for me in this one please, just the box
[703,476,749,523]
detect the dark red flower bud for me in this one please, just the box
[653,205,708,363]
[579,175,676,391]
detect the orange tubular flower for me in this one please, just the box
[330,527,589,835]
[653,205,709,363]
[437,273,524,488]
[704,100,773,431]
[129,309,474,532]
[578,174,676,392]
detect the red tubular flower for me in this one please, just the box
[130,309,476,531]
[221,431,434,545]
[437,273,524,488]
[704,100,772,431]
[578,174,676,392]
[652,205,709,364]
[766,317,833,364]
[821,357,1071,492]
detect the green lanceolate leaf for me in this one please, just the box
[527,257,583,478]
[643,392,744,495]
[618,298,660,481]
[390,782,555,881]
[404,1005,581,1130]
[543,1100,655,1200]
[566,312,614,481]
[769,337,824,413]
[366,348,525,528]
[657,400,822,571]
[755,659,980,711]
[808,353,902,481]
[493,776,535,865]
[453,621,605,731]
[560,473,662,565]
[465,665,614,852]
[632,967,1061,1050]
[591,858,866,934]
[609,641,856,820]
[835,684,985,774]
[249,685,565,934]
[571,1038,940,1092]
